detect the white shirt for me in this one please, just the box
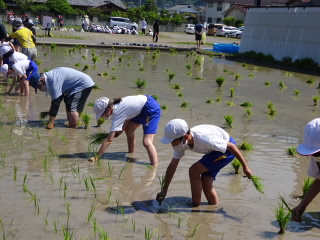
[0,44,11,56]
[308,156,320,179]
[173,125,230,159]
[110,95,147,132]
[10,52,28,63]
[12,59,30,75]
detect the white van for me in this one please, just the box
[109,17,138,30]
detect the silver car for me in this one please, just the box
[109,17,138,30]
[184,24,195,34]
[216,26,237,37]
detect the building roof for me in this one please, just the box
[167,4,194,11]
[223,3,252,15]
[34,0,127,10]
[204,0,287,5]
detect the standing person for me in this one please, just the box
[0,22,8,41]
[89,95,161,167]
[292,118,320,222]
[156,119,253,206]
[194,22,203,49]
[141,18,147,35]
[152,19,160,43]
[28,67,95,129]
[10,18,37,61]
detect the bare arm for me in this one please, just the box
[88,131,116,162]
[227,142,252,178]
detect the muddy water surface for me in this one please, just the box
[0,46,320,240]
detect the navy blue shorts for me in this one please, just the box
[130,95,161,134]
[26,60,38,80]
[199,137,236,180]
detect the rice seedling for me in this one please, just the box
[39,111,49,120]
[59,175,63,191]
[306,78,315,85]
[139,66,145,71]
[264,81,271,86]
[74,63,80,67]
[82,64,89,71]
[127,63,131,67]
[206,98,213,104]
[168,73,175,82]
[275,201,291,234]
[81,113,91,129]
[172,84,182,90]
[44,209,49,225]
[216,97,221,103]
[111,75,117,80]
[118,56,123,63]
[62,224,75,240]
[294,89,300,96]
[53,218,59,233]
[226,101,235,107]
[64,181,68,199]
[111,67,116,71]
[231,158,241,174]
[287,146,297,156]
[161,104,168,110]
[188,223,201,237]
[177,92,184,97]
[245,108,253,117]
[251,175,265,194]
[97,226,110,240]
[279,81,287,89]
[89,176,97,198]
[97,117,105,127]
[107,160,114,177]
[267,101,274,111]
[313,96,319,106]
[118,163,127,182]
[145,226,157,240]
[239,140,253,151]
[92,84,102,90]
[135,78,147,89]
[82,55,87,60]
[23,173,28,192]
[194,57,201,66]
[223,69,228,73]
[92,218,97,236]
[106,58,111,64]
[0,218,6,240]
[83,176,90,191]
[248,73,255,78]
[302,177,315,198]
[131,218,136,232]
[216,77,225,87]
[48,171,54,184]
[269,108,277,117]
[43,156,48,173]
[178,216,183,228]
[230,88,235,98]
[224,115,234,128]
[240,102,253,107]
[88,132,109,147]
[186,63,192,70]
[151,95,158,100]
[87,202,96,223]
[180,101,189,108]
[106,187,112,203]
[13,163,17,181]
[235,74,242,80]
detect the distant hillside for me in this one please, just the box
[123,0,205,8]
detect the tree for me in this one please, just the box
[223,16,236,26]
[0,0,6,12]
[14,0,34,13]
[143,0,157,12]
[45,0,77,16]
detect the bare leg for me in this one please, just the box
[6,77,16,94]
[143,134,158,167]
[189,161,209,206]
[201,175,218,205]
[124,121,140,153]
[67,111,79,128]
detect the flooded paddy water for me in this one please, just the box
[0,45,320,240]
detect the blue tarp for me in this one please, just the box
[213,43,239,54]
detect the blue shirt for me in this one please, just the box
[195,24,203,33]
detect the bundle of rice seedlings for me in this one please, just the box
[180,102,189,108]
[88,132,109,149]
[135,78,147,89]
[151,95,158,100]
[231,158,241,174]
[302,177,315,198]
[172,84,182,90]
[294,89,300,96]
[81,113,91,129]
[39,111,49,120]
[82,64,89,71]
[168,73,175,82]
[313,96,319,106]
[224,115,234,128]
[97,118,105,127]
[287,146,297,156]
[216,77,225,87]
[239,140,253,151]
[251,175,264,194]
[275,201,291,234]
[306,78,315,85]
[240,102,253,107]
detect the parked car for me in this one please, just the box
[230,27,244,39]
[184,24,195,34]
[216,26,237,37]
[206,23,225,36]
[109,17,138,30]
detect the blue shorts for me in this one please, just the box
[199,137,236,180]
[26,60,38,80]
[130,95,161,134]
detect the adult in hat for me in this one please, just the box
[29,67,95,129]
[156,119,253,206]
[90,95,161,166]
[292,118,320,222]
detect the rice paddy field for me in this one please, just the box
[0,45,320,240]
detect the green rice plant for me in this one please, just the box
[269,108,277,117]
[87,202,96,223]
[122,49,127,53]
[39,111,49,120]
[118,56,123,63]
[224,115,234,128]
[245,108,253,117]
[178,216,183,228]
[188,223,201,237]
[240,102,253,107]
[90,176,97,198]
[194,57,201,66]
[294,89,300,96]
[264,81,271,86]
[231,158,241,174]
[312,96,319,106]
[223,69,228,73]
[118,163,127,182]
[83,176,90,190]
[81,113,91,129]
[206,98,213,104]
[306,78,315,85]
[92,84,102,90]
[287,146,297,156]
[139,66,145,71]
[48,171,54,184]
[86,102,94,107]
[106,187,112,203]
[88,132,109,150]
[230,88,235,98]
[186,63,192,70]
[50,43,57,49]
[226,101,235,107]
[267,101,274,111]
[111,75,117,80]
[102,72,108,77]
[145,226,157,240]
[168,73,175,82]
[216,97,221,103]
[62,225,75,240]
[180,101,189,108]
[177,92,184,97]
[0,218,6,240]
[132,218,136,232]
[151,95,158,100]
[235,74,242,80]
[216,77,225,87]
[127,63,131,67]
[13,163,17,181]
[106,59,111,64]
[53,218,59,233]
[97,117,105,127]
[146,46,150,52]
[285,72,293,77]
[92,218,97,236]
[251,175,265,194]
[82,64,89,71]
[279,81,287,89]
[59,175,63,191]
[43,156,48,173]
[302,177,315,198]
[275,201,291,234]
[82,55,87,60]
[22,173,28,192]
[107,160,114,177]
[161,104,168,110]
[239,140,253,151]
[97,226,110,240]
[74,63,80,67]
[242,63,248,68]
[135,78,147,89]
[248,73,255,78]
[64,181,68,199]
[172,84,182,90]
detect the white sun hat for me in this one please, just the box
[160,119,189,144]
[297,118,320,156]
[93,97,109,120]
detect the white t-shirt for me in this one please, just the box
[0,44,11,56]
[308,156,320,179]
[10,52,28,63]
[173,125,230,159]
[110,95,147,132]
[12,59,30,75]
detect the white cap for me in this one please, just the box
[297,118,320,156]
[93,97,109,120]
[160,119,189,144]
[0,64,8,77]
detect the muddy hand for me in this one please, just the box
[156,192,166,206]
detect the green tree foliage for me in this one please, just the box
[14,0,33,13]
[0,0,6,11]
[45,0,78,16]
[223,16,236,26]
